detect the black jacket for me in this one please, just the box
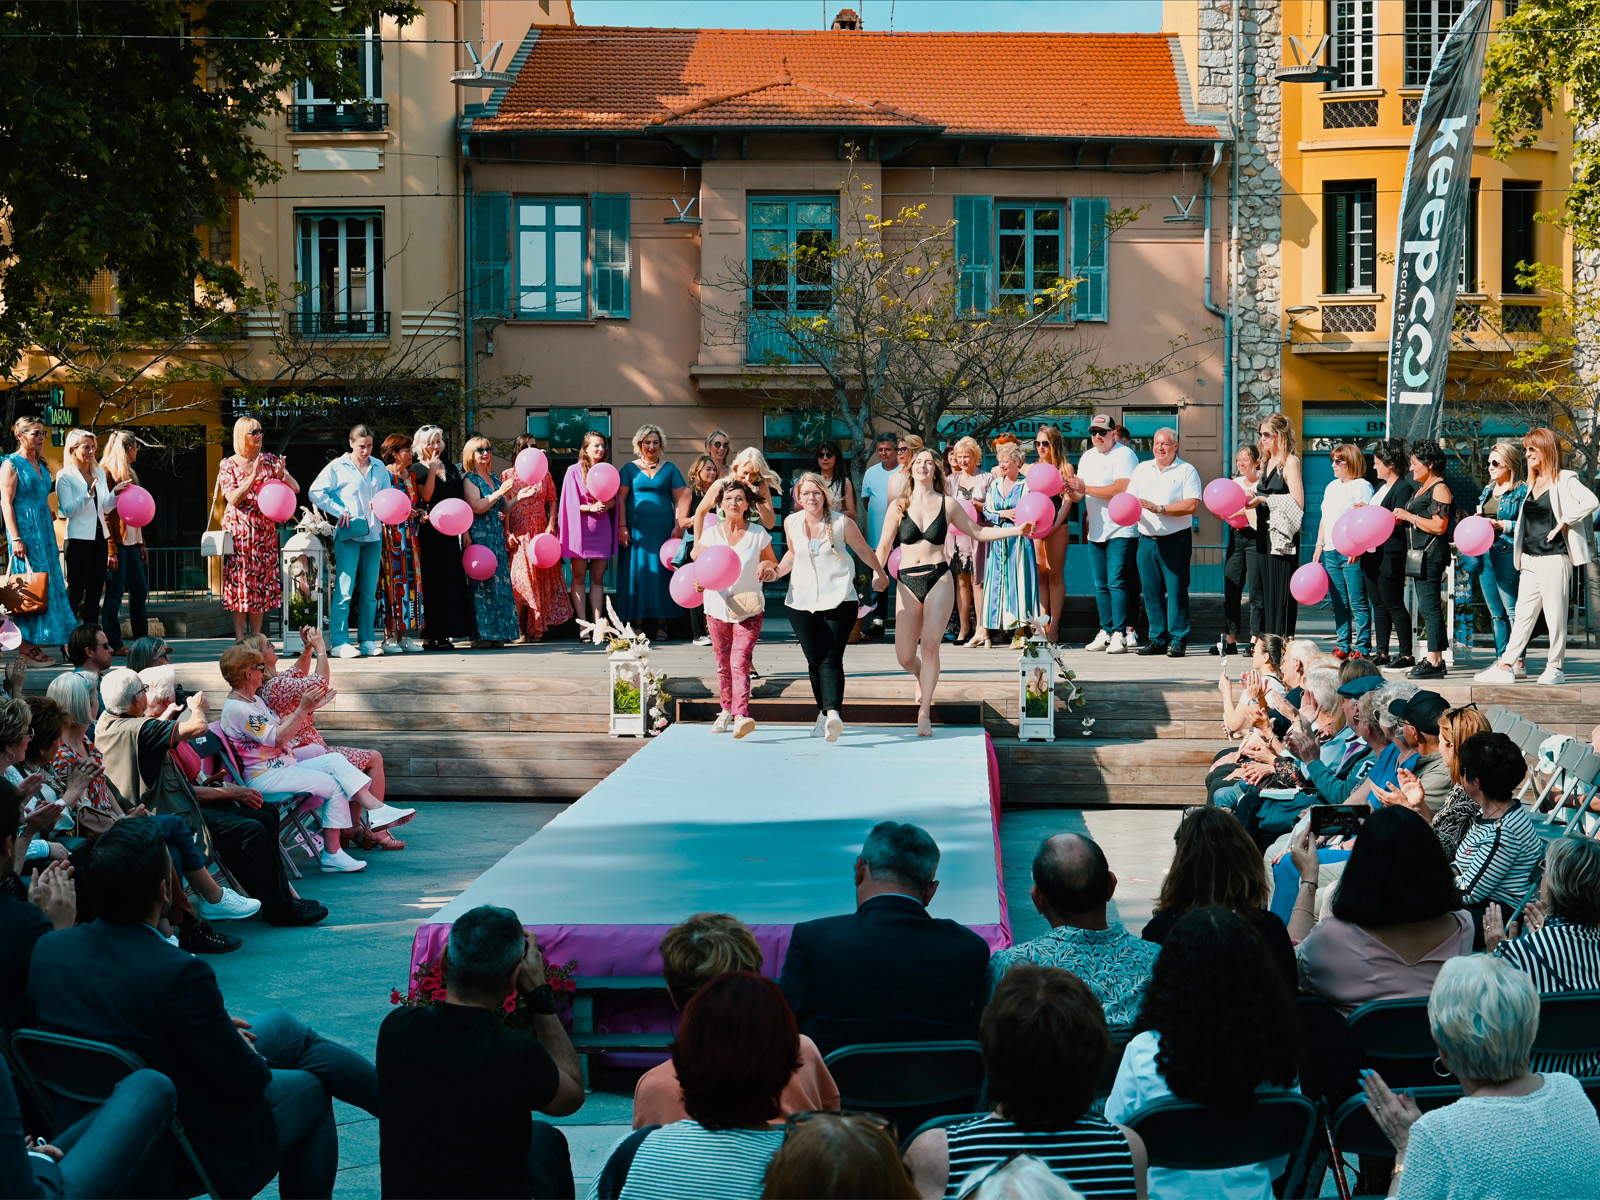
[777,894,991,1058]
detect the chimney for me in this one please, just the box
[831,8,863,30]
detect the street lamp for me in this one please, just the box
[1276,35,1340,86]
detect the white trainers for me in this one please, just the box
[381,639,403,655]
[1539,668,1567,686]
[825,711,844,743]
[1106,632,1126,654]
[367,804,415,830]
[711,710,734,733]
[334,644,362,659]
[1514,663,1529,679]
[401,638,425,653]
[732,715,756,739]
[360,641,385,657]
[1124,630,1139,649]
[192,887,262,921]
[320,848,367,873]
[810,713,827,738]
[1474,665,1516,683]
[693,635,712,647]
[1085,631,1110,652]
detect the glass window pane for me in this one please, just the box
[752,203,789,227]
[753,230,787,260]
[554,291,583,313]
[520,204,547,227]
[1033,235,1061,290]
[554,205,583,227]
[753,260,788,291]
[522,290,548,312]
[554,231,582,286]
[530,234,548,289]
[1033,208,1061,231]
[998,207,1026,231]
[519,232,542,287]
[796,202,835,228]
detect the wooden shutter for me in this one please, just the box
[953,195,994,314]
[1326,188,1351,295]
[591,193,632,318]
[469,191,511,318]
[1071,197,1110,321]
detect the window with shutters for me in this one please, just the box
[1502,181,1539,294]
[1323,181,1377,295]
[1405,0,1467,86]
[1459,178,1481,292]
[996,204,1066,317]
[294,210,386,337]
[1330,0,1376,90]
[293,26,386,131]
[517,200,586,318]
[747,196,837,361]
[954,197,1108,321]
[1070,197,1111,321]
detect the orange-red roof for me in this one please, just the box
[474,27,1217,141]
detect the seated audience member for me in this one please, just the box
[377,905,583,1199]
[0,780,72,1034]
[759,1112,918,1200]
[65,622,113,685]
[124,636,171,674]
[1142,808,1296,988]
[1216,635,1286,738]
[1369,690,1455,817]
[1363,955,1600,1200]
[1448,731,1542,949]
[1415,704,1494,857]
[964,1155,1089,1200]
[985,834,1158,1031]
[778,821,990,1057]
[634,913,837,1129]
[1106,907,1302,1200]
[1289,675,1386,803]
[905,964,1147,1200]
[601,972,795,1198]
[26,819,381,1200]
[1286,806,1471,1014]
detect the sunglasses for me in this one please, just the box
[817,450,835,458]
[1445,702,1479,720]
[710,441,729,449]
[1488,458,1504,468]
[1090,430,1111,438]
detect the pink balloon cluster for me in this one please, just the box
[1329,506,1397,557]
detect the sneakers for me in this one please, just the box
[1539,668,1567,686]
[360,641,385,657]
[1389,655,1416,670]
[401,638,425,653]
[1124,630,1140,650]
[334,643,362,659]
[732,716,756,739]
[1408,659,1446,679]
[1085,631,1111,652]
[381,639,404,655]
[711,710,734,733]
[367,803,415,831]
[1106,633,1127,654]
[1514,663,1529,679]
[191,887,262,922]
[1475,665,1516,683]
[264,898,330,927]
[320,848,368,873]
[810,713,827,738]
[693,635,713,647]
[178,920,242,954]
[825,711,844,743]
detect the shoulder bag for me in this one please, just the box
[1405,481,1449,578]
[201,464,234,558]
[0,550,48,615]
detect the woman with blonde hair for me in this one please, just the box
[1473,441,1527,669]
[618,423,689,640]
[0,417,72,662]
[1244,412,1305,638]
[705,429,732,479]
[1311,443,1374,659]
[216,416,300,641]
[727,446,780,529]
[54,428,117,628]
[376,433,425,653]
[99,429,149,654]
[1031,425,1078,645]
[412,424,474,650]
[460,436,518,647]
[504,433,571,642]
[979,441,1043,645]
[557,431,619,636]
[947,435,992,646]
[1477,427,1600,686]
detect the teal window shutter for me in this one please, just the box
[470,192,511,318]
[1071,197,1110,321]
[953,195,994,314]
[591,193,631,318]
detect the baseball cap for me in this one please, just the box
[1337,675,1385,699]
[1089,414,1115,433]
[1389,690,1449,736]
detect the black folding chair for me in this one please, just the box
[203,731,322,878]
[1346,996,1452,1089]
[9,1029,220,1199]
[901,1110,992,1147]
[1533,991,1600,1071]
[823,1041,986,1144]
[1099,1028,1133,1098]
[1121,1093,1320,1197]
[1316,1086,1464,1197]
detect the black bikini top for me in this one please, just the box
[895,502,949,546]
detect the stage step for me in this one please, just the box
[992,738,1225,807]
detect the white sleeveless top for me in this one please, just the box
[784,512,855,612]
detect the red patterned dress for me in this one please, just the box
[379,468,424,640]
[218,452,286,613]
[506,476,572,639]
[261,665,375,771]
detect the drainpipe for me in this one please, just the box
[463,157,475,433]
[1202,142,1232,472]
[1228,0,1242,467]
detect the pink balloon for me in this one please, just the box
[1025,462,1063,497]
[1224,511,1250,529]
[0,618,19,652]
[669,562,704,608]
[1290,561,1330,606]
[256,481,295,524]
[1348,505,1395,553]
[660,538,685,570]
[462,544,497,581]
[515,447,549,487]
[530,531,561,569]
[958,498,979,523]
[115,484,157,528]
[887,546,902,579]
[586,461,621,502]
[703,511,720,530]
[1016,492,1056,537]
[1331,511,1363,558]
[371,487,412,527]
[1107,492,1142,528]
[430,498,473,537]
[695,544,740,590]
[1203,478,1247,519]
[1454,514,1496,557]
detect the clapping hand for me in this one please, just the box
[1362,1069,1420,1160]
[1483,902,1518,952]
[1376,767,1429,819]
[1285,727,1320,763]
[28,860,75,930]
[21,799,63,836]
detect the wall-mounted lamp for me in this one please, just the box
[1284,305,1318,345]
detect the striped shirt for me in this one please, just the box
[1495,916,1600,1076]
[944,1113,1138,1200]
[1452,806,1543,908]
[611,1121,783,1200]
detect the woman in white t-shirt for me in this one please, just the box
[691,481,778,739]
[1312,443,1375,659]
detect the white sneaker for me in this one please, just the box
[693,635,712,647]
[1085,630,1110,652]
[334,644,362,659]
[711,710,734,733]
[1106,632,1126,654]
[1539,668,1567,686]
[401,638,425,653]
[1513,663,1529,679]
[360,641,385,657]
[1124,630,1139,649]
[825,711,843,743]
[192,888,262,921]
[732,716,757,739]
[381,639,403,654]
[1474,665,1516,683]
[320,848,367,873]
[367,804,415,830]
[811,713,827,738]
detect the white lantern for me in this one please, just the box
[608,648,650,738]
[280,531,326,654]
[1018,636,1057,742]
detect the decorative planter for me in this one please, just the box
[609,649,650,738]
[1018,636,1057,742]
[280,531,326,653]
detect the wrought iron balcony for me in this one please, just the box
[288,310,390,339]
[291,102,389,132]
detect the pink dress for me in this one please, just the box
[1296,910,1473,1015]
[506,476,572,638]
[557,463,618,560]
[261,666,375,771]
[218,453,286,612]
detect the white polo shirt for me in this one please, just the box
[1129,456,1203,537]
[1078,442,1141,542]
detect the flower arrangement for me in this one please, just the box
[391,955,580,1024]
[1023,620,1086,713]
[581,599,673,734]
[1024,667,1051,719]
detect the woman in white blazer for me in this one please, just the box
[1476,427,1599,685]
[55,428,118,626]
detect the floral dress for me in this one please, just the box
[3,452,73,646]
[379,469,424,640]
[506,476,571,639]
[262,666,375,771]
[218,452,286,613]
[980,475,1040,631]
[947,470,992,581]
[52,740,115,813]
[465,471,519,642]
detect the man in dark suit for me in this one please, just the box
[778,820,992,1057]
[27,819,378,1199]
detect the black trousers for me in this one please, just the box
[203,801,294,913]
[786,599,856,714]
[1416,555,1449,653]
[1363,551,1413,657]
[63,535,107,626]
[1223,536,1256,641]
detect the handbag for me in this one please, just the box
[722,590,765,622]
[0,553,48,615]
[200,469,233,558]
[1405,547,1427,579]
[72,802,119,841]
[335,516,371,540]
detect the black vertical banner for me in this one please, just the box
[1386,0,1491,445]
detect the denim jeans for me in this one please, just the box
[331,538,381,647]
[1087,536,1135,634]
[1321,550,1372,654]
[1479,546,1521,658]
[1135,530,1192,645]
[101,544,148,651]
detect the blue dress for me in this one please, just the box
[5,453,72,647]
[619,460,687,623]
[464,472,518,642]
[980,475,1040,631]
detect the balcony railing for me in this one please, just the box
[146,547,213,601]
[288,310,390,340]
[291,101,389,132]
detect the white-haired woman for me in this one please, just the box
[1363,955,1600,1198]
[1489,837,1600,1027]
[461,436,518,646]
[979,441,1043,645]
[100,429,149,654]
[877,448,1032,737]
[412,424,474,650]
[618,424,688,640]
[946,435,992,648]
[216,415,300,641]
[727,446,779,530]
[557,431,619,635]
[770,473,889,741]
[1,416,74,662]
[55,428,117,627]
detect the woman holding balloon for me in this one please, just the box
[375,434,426,653]
[460,437,520,648]
[1312,443,1374,660]
[505,434,571,642]
[1472,442,1527,668]
[979,442,1045,647]
[413,425,476,651]
[558,431,620,639]
[1030,425,1077,645]
[100,430,149,655]
[946,436,992,647]
[217,416,300,642]
[1362,439,1416,668]
[1393,440,1454,680]
[617,424,689,641]
[688,481,777,738]
[1244,413,1305,638]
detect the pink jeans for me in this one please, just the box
[708,612,763,716]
